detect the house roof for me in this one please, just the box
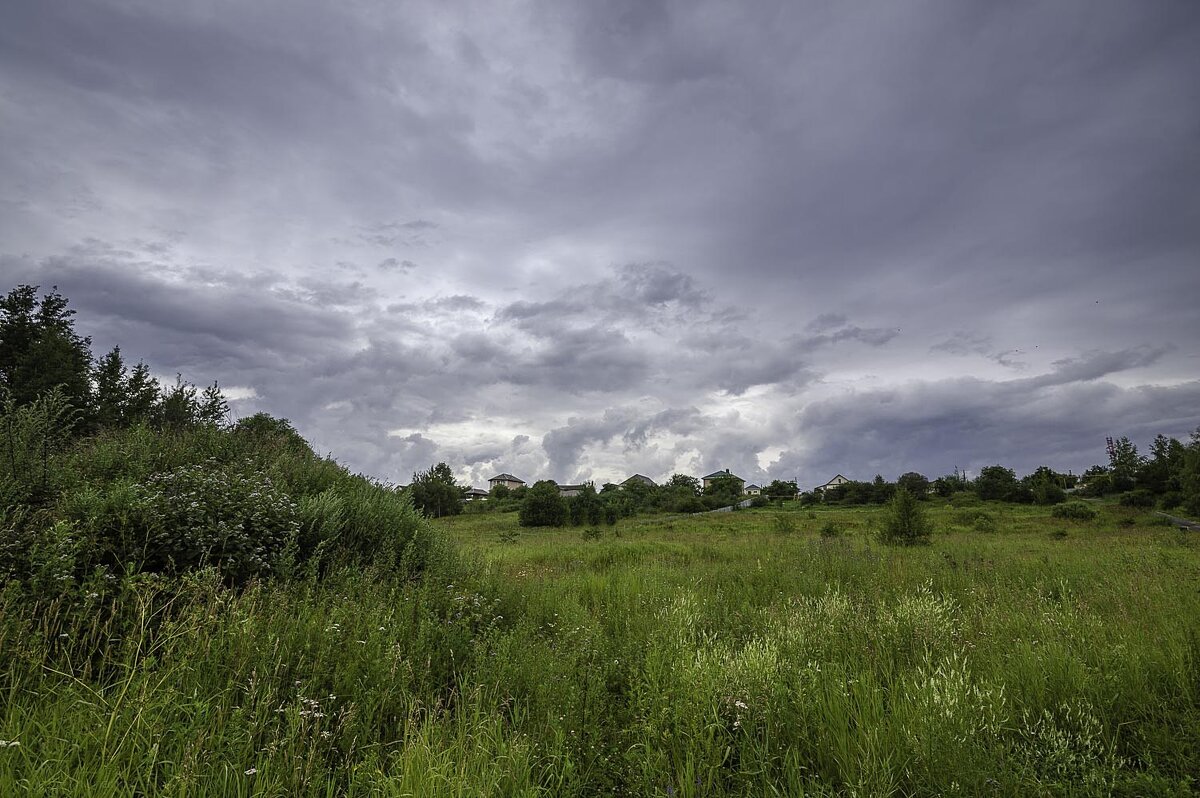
[488,473,525,483]
[745,484,761,490]
[557,483,587,491]
[702,470,743,481]
[465,488,488,496]
[816,474,848,487]
[621,474,657,487]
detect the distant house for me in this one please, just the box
[621,474,657,489]
[744,484,762,496]
[464,488,489,501]
[813,474,850,493]
[557,483,587,498]
[701,469,744,491]
[488,473,526,491]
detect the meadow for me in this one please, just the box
[3,499,1198,796]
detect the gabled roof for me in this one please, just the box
[464,488,488,496]
[815,474,848,487]
[702,470,743,481]
[621,474,657,487]
[488,473,525,483]
[745,484,761,490]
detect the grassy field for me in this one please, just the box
[3,499,1199,796]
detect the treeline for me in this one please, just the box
[0,285,446,595]
[1,285,230,434]
[816,436,1200,517]
[414,472,802,527]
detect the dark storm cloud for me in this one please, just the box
[1,0,1197,485]
[23,249,352,367]
[542,405,706,478]
[781,376,1200,486]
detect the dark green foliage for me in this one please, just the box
[1118,489,1155,509]
[819,520,842,538]
[1032,483,1066,505]
[896,472,929,498]
[975,465,1019,501]
[1052,502,1097,521]
[131,460,298,583]
[519,480,567,527]
[0,388,79,507]
[871,474,895,504]
[567,483,604,526]
[409,462,464,518]
[0,285,93,417]
[749,495,769,508]
[665,473,701,495]
[703,475,742,503]
[879,487,932,545]
[1108,436,1143,493]
[763,479,798,500]
[823,480,874,505]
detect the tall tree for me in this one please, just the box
[0,285,93,414]
[93,346,129,428]
[409,462,463,518]
[1108,436,1143,492]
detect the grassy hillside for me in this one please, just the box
[4,489,1197,795]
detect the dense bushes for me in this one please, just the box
[1,416,444,592]
[519,480,567,527]
[1052,502,1097,521]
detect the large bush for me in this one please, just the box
[879,487,932,545]
[1051,502,1097,521]
[519,481,567,527]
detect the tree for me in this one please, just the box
[567,483,604,526]
[1023,466,1066,505]
[871,474,895,504]
[123,361,160,424]
[896,472,929,498]
[519,480,567,527]
[764,479,798,501]
[665,474,701,495]
[409,462,463,518]
[233,412,312,455]
[0,285,93,416]
[879,487,932,545]
[1108,436,1143,493]
[975,465,1019,501]
[92,345,129,428]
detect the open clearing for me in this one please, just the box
[3,500,1198,796]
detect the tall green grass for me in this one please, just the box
[3,500,1198,795]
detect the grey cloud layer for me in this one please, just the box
[1,0,1197,486]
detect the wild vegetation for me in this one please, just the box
[2,284,1199,795]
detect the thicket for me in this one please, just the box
[0,285,447,594]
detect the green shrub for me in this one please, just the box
[1051,502,1097,522]
[1159,491,1183,511]
[879,487,932,545]
[519,481,567,527]
[772,514,797,535]
[1118,490,1155,509]
[749,495,769,508]
[133,460,299,584]
[819,520,842,539]
[0,388,78,507]
[1033,483,1067,505]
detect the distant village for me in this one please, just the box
[463,470,850,501]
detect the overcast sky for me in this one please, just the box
[3,0,1198,488]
